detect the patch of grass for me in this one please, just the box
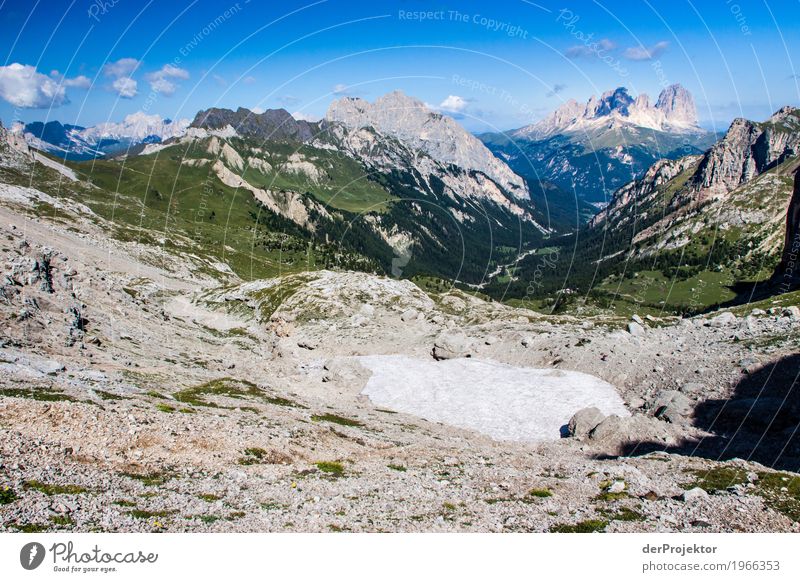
[260,502,284,511]
[686,466,800,522]
[684,467,749,493]
[595,491,630,502]
[174,377,304,410]
[0,486,17,505]
[94,389,130,401]
[145,390,166,399]
[311,413,362,427]
[528,488,553,498]
[8,521,49,533]
[155,403,175,413]
[238,448,263,465]
[442,502,457,511]
[128,509,174,520]
[196,514,220,524]
[198,493,222,502]
[49,515,75,527]
[601,507,645,522]
[120,471,175,487]
[113,499,136,507]
[24,480,88,495]
[315,461,344,476]
[550,519,608,533]
[227,511,245,520]
[0,387,79,403]
[388,464,407,472]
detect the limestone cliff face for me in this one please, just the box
[325,91,529,201]
[685,107,800,203]
[594,107,800,229]
[775,167,800,287]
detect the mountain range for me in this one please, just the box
[12,112,190,160]
[5,86,799,312]
[480,84,718,207]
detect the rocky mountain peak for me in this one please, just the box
[514,83,701,139]
[325,91,529,199]
[655,84,698,127]
[687,107,800,200]
[593,87,634,117]
[191,107,319,143]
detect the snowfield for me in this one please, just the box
[357,355,629,441]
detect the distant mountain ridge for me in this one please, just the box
[480,83,717,206]
[12,113,190,160]
[514,84,701,139]
[190,107,319,143]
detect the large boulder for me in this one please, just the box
[567,407,606,438]
[432,332,473,360]
[627,322,645,336]
[652,390,693,424]
[706,311,737,327]
[588,414,673,451]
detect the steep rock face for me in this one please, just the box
[684,107,800,203]
[594,107,800,231]
[191,107,319,143]
[319,122,539,223]
[325,91,529,200]
[775,167,800,287]
[655,84,697,127]
[590,155,701,228]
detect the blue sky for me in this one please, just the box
[0,0,798,133]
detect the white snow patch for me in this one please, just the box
[358,355,628,441]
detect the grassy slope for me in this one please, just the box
[7,141,373,282]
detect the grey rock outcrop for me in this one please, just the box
[687,106,800,201]
[432,332,473,360]
[325,91,529,200]
[192,107,319,143]
[567,407,606,438]
[652,390,693,424]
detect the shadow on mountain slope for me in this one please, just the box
[608,353,800,472]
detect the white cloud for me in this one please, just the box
[439,95,469,114]
[103,58,140,78]
[565,38,617,59]
[243,75,256,84]
[546,83,567,97]
[251,106,264,114]
[623,41,669,61]
[0,63,68,108]
[212,74,227,87]
[112,77,137,99]
[292,111,319,122]
[49,70,91,89]
[332,83,351,96]
[145,64,190,96]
